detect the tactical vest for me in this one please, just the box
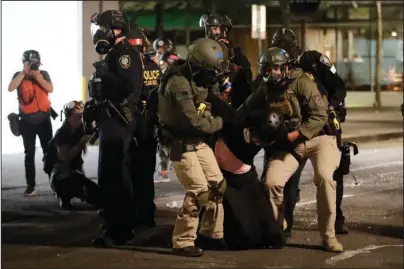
[157,63,210,136]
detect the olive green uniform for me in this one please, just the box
[158,74,225,249]
[261,68,342,249]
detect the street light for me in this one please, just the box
[391,31,397,37]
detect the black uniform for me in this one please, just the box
[282,51,348,235]
[97,39,143,243]
[228,45,253,109]
[130,54,160,227]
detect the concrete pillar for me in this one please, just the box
[348,30,354,61]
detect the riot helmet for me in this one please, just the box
[22,50,41,71]
[258,47,290,83]
[199,12,232,40]
[186,38,230,87]
[159,52,180,73]
[153,37,173,53]
[90,10,130,55]
[271,28,302,60]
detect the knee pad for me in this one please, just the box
[179,192,200,218]
[197,179,227,209]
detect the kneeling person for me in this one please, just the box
[50,101,100,210]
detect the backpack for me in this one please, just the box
[42,127,63,177]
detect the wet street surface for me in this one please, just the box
[2,138,403,268]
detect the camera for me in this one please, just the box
[88,60,108,100]
[29,59,40,71]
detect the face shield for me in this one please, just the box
[90,20,115,55]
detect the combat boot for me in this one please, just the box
[173,246,204,257]
[196,235,228,251]
[59,198,73,210]
[335,218,349,234]
[322,237,344,252]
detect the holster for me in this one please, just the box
[324,111,343,148]
[169,139,197,162]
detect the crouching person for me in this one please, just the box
[50,101,100,210]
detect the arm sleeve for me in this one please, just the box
[12,71,20,80]
[170,76,223,134]
[233,47,253,84]
[40,70,52,82]
[297,77,328,140]
[316,52,347,108]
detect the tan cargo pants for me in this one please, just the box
[171,142,224,249]
[264,135,341,241]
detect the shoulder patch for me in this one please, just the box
[119,55,131,69]
[174,91,192,101]
[315,95,324,107]
[319,54,331,67]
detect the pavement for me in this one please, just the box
[1,108,403,268]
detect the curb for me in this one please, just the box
[343,132,403,144]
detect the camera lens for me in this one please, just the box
[30,63,39,71]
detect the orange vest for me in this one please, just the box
[18,78,51,114]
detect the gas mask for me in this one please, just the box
[91,23,116,55]
[190,60,229,88]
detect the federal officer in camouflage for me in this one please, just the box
[242,47,343,252]
[158,38,230,257]
[271,28,349,235]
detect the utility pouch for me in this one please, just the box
[169,140,185,162]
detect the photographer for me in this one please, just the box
[88,10,143,246]
[49,101,100,210]
[8,50,54,196]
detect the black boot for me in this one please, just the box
[196,235,228,251]
[172,246,204,257]
[335,216,349,234]
[59,197,73,210]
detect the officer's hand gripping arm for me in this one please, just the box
[171,77,223,134]
[297,78,328,140]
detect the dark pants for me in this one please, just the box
[51,171,100,208]
[98,118,137,241]
[131,135,157,226]
[282,158,345,232]
[20,117,53,187]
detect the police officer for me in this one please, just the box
[88,10,143,246]
[270,28,349,235]
[243,47,343,252]
[152,37,174,65]
[158,38,229,257]
[128,26,161,227]
[199,12,253,108]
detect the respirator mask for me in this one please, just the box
[191,59,229,88]
[91,23,116,55]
